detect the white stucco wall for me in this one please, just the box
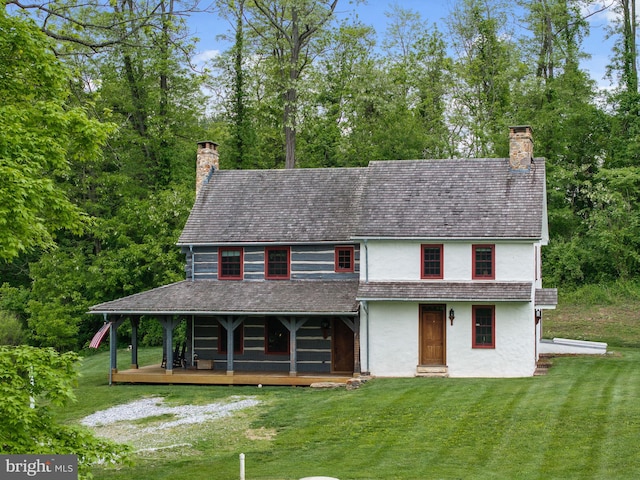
[363,301,537,378]
[363,240,535,282]
[364,302,419,377]
[445,303,536,377]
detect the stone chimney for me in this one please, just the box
[196,141,219,196]
[509,126,533,171]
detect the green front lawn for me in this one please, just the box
[65,347,640,480]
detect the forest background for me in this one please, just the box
[1,0,640,352]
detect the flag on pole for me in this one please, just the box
[89,322,111,348]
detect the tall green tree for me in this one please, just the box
[246,0,339,168]
[0,8,112,262]
[214,0,262,169]
[607,0,640,167]
[0,345,129,478]
[515,0,609,285]
[381,5,452,159]
[3,1,208,349]
[447,0,521,157]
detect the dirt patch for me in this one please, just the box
[245,426,277,441]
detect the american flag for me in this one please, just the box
[89,322,111,348]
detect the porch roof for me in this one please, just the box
[534,288,558,308]
[356,281,533,302]
[89,280,359,316]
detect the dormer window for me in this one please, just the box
[335,246,354,273]
[218,247,243,280]
[421,244,443,279]
[472,245,495,280]
[265,246,290,279]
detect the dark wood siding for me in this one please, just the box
[193,316,334,373]
[183,244,360,281]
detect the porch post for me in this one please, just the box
[279,317,307,376]
[226,320,233,375]
[220,316,244,375]
[353,314,361,376]
[130,316,139,369]
[159,316,180,374]
[165,317,173,374]
[109,316,117,376]
[108,316,124,382]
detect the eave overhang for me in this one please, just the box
[356,281,533,302]
[89,280,360,316]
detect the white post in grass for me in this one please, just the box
[239,453,245,480]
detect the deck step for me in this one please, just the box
[416,366,449,378]
[534,355,553,376]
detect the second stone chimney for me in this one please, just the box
[196,141,219,196]
[509,126,533,171]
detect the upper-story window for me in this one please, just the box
[265,246,290,279]
[421,244,443,279]
[218,247,243,280]
[472,305,495,348]
[472,245,495,280]
[335,246,355,273]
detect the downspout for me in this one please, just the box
[191,314,195,366]
[363,240,370,374]
[362,300,370,374]
[189,245,195,281]
[363,239,369,284]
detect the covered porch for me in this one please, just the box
[89,280,361,386]
[110,363,353,386]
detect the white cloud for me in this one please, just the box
[582,1,618,25]
[193,49,220,66]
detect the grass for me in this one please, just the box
[60,346,640,480]
[57,286,640,479]
[543,281,640,347]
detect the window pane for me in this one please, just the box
[220,249,241,277]
[267,249,289,277]
[423,246,441,277]
[475,247,493,277]
[474,307,493,346]
[336,247,353,271]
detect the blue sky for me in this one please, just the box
[189,1,619,89]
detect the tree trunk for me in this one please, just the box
[284,87,297,169]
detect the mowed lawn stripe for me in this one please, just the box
[597,352,640,478]
[538,354,635,479]
[480,378,549,478]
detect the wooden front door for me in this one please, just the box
[332,319,354,373]
[420,305,445,365]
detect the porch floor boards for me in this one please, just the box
[111,364,353,386]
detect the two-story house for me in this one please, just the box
[90,126,557,383]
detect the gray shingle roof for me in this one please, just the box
[356,158,546,238]
[535,288,558,306]
[356,282,533,302]
[89,280,359,315]
[179,168,366,244]
[178,158,547,245]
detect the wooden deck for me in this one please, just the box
[111,364,353,386]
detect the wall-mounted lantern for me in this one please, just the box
[321,319,330,338]
[449,308,455,326]
[535,309,542,324]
